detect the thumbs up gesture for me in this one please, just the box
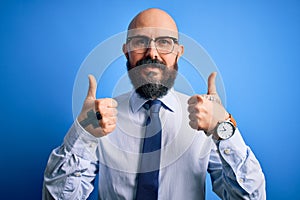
[187,72,229,134]
[77,75,118,137]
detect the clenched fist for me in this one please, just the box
[77,75,118,137]
[188,72,229,136]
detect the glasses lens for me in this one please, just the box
[128,37,148,53]
[155,37,174,54]
[128,36,176,54]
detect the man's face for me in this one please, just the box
[123,28,184,99]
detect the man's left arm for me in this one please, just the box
[188,72,266,199]
[208,128,266,199]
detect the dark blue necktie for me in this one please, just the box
[136,100,162,200]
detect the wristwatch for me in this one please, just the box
[216,114,237,140]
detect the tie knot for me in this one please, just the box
[143,100,162,113]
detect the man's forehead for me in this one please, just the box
[127,27,178,39]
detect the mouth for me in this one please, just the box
[141,66,162,80]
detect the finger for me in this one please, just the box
[188,102,203,114]
[86,74,97,100]
[99,108,118,118]
[188,105,196,113]
[101,124,117,135]
[108,99,118,108]
[188,95,204,105]
[97,98,118,108]
[188,113,198,121]
[207,72,217,95]
[189,120,198,130]
[188,96,197,104]
[100,116,117,126]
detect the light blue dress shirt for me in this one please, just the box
[43,89,266,200]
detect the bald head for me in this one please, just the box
[128,8,178,34]
[123,8,184,70]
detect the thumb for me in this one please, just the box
[207,72,217,95]
[86,74,97,100]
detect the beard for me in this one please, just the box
[127,57,178,100]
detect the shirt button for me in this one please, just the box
[238,178,244,183]
[74,172,81,177]
[89,143,96,148]
[224,149,231,155]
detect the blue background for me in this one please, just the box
[1,0,299,199]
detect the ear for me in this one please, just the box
[122,43,129,59]
[176,45,184,62]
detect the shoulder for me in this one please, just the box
[113,91,134,114]
[113,91,132,103]
[171,90,191,109]
[173,90,191,101]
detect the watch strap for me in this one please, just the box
[227,113,237,127]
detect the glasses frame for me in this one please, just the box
[126,35,179,54]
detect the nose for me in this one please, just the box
[145,40,159,60]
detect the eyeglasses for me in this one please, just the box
[126,36,178,54]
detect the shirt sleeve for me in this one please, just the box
[208,128,266,200]
[43,119,99,200]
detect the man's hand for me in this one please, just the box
[187,72,229,135]
[77,75,118,137]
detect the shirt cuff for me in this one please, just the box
[217,128,248,173]
[64,119,99,162]
[217,128,265,195]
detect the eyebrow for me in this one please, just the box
[128,34,176,38]
[127,35,178,42]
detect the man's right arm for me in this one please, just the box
[43,120,99,200]
[43,75,118,199]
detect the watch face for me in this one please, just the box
[217,122,235,140]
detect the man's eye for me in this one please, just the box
[133,38,148,46]
[157,39,171,46]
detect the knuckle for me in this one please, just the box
[187,106,194,113]
[101,118,109,125]
[189,120,194,128]
[188,97,195,104]
[112,99,118,107]
[189,120,197,129]
[105,98,117,107]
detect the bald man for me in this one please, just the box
[43,8,266,200]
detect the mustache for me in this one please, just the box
[135,57,166,70]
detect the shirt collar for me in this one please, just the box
[130,88,177,113]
